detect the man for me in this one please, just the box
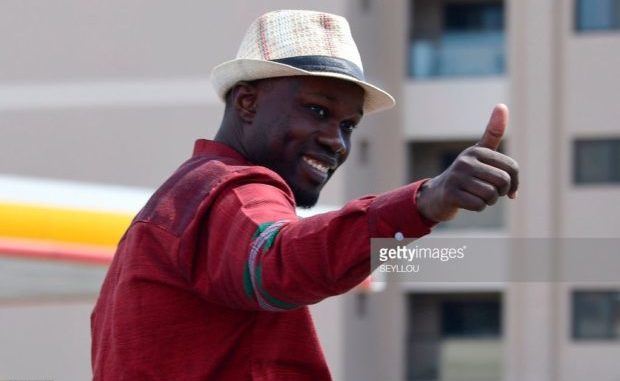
[91,10,518,380]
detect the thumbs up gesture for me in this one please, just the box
[416,104,519,222]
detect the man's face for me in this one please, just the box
[243,76,365,208]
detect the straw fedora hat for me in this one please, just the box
[210,10,395,115]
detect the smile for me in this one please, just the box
[302,156,334,175]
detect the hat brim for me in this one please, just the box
[211,59,395,115]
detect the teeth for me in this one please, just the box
[303,156,329,174]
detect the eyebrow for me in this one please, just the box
[306,92,336,102]
[305,92,364,116]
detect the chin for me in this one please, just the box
[290,184,321,208]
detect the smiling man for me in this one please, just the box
[91,10,518,381]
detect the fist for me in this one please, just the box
[416,104,519,222]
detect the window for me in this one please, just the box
[408,140,505,229]
[574,139,620,184]
[442,301,501,337]
[409,0,506,78]
[575,0,620,31]
[573,291,620,340]
[406,293,503,381]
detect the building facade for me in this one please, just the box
[340,1,620,380]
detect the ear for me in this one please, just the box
[230,81,258,124]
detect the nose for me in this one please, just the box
[317,125,347,156]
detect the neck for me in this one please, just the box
[214,118,251,160]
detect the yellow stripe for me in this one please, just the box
[0,201,133,247]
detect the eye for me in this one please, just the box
[307,105,328,119]
[340,121,357,134]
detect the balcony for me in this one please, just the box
[410,31,505,78]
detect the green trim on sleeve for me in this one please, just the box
[255,264,298,310]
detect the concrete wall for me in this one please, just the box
[403,79,509,141]
[0,300,96,381]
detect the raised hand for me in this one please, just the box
[416,104,519,222]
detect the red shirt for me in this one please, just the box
[91,140,433,380]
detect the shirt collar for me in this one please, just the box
[192,139,251,164]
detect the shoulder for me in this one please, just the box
[134,155,293,235]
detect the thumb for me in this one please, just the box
[477,104,509,151]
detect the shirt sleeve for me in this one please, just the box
[196,178,434,311]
